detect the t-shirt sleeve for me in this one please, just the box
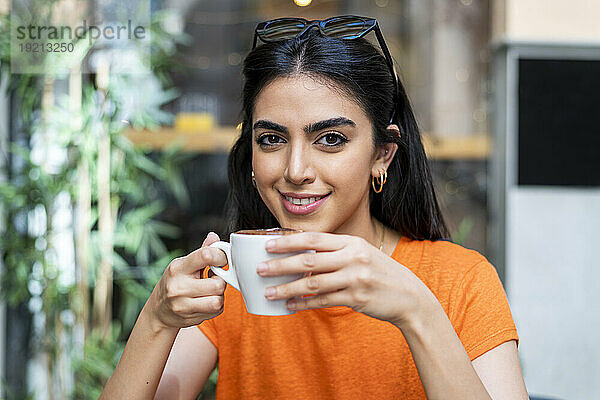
[197,318,218,349]
[450,260,519,360]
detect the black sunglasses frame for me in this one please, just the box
[252,16,399,125]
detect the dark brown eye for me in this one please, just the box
[325,134,338,144]
[316,133,347,147]
[266,135,280,144]
[258,134,285,146]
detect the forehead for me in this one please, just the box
[253,75,371,127]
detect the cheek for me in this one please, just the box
[252,150,283,186]
[318,153,372,191]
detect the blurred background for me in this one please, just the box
[0,0,598,399]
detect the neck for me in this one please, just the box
[331,192,384,250]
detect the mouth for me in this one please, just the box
[279,191,331,215]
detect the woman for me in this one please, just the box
[101,16,528,399]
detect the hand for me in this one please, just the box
[258,232,429,326]
[149,232,228,331]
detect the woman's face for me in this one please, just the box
[251,75,391,234]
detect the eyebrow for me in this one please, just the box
[252,120,288,134]
[252,117,356,135]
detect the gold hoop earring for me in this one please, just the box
[251,170,257,188]
[371,169,387,193]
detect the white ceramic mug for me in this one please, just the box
[209,229,306,316]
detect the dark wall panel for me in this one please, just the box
[518,58,600,186]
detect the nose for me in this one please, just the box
[284,140,315,185]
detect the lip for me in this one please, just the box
[279,191,331,215]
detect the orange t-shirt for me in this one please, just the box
[198,236,518,399]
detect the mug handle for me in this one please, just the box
[208,241,240,291]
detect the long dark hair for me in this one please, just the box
[226,29,450,241]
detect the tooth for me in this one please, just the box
[301,198,309,205]
[293,198,302,205]
[308,197,315,203]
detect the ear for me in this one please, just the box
[371,124,400,177]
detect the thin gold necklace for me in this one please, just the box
[378,224,385,252]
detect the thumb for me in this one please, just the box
[202,231,221,247]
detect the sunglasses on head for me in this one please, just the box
[252,15,399,125]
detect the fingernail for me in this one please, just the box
[256,263,267,274]
[264,287,276,298]
[265,240,276,250]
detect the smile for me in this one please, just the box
[279,192,331,215]
[284,195,325,205]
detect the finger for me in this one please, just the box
[201,231,220,247]
[257,250,346,276]
[184,307,224,325]
[265,231,353,253]
[183,246,228,275]
[183,275,226,297]
[286,290,348,311]
[184,310,223,325]
[264,270,349,301]
[181,295,224,315]
[207,268,218,279]
[199,265,226,280]
[173,233,223,276]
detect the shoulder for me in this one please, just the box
[423,239,490,273]
[393,237,504,306]
[396,236,491,278]
[395,238,510,330]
